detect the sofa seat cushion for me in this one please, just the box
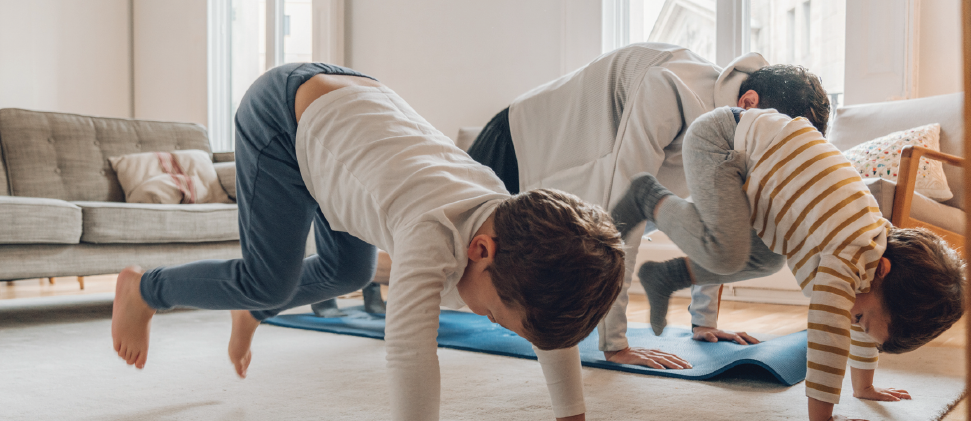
[863,178,965,235]
[73,201,239,244]
[0,196,82,244]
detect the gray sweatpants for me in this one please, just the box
[656,107,784,283]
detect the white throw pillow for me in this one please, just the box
[841,123,952,201]
[108,150,234,204]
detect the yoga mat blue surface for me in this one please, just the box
[264,306,808,386]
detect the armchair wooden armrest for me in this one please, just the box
[890,145,965,254]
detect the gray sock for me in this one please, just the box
[611,173,674,239]
[638,258,693,335]
[362,282,387,314]
[311,299,347,318]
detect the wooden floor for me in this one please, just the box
[2,275,966,419]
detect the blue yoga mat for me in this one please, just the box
[264,306,808,386]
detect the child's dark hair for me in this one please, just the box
[878,227,965,354]
[739,64,831,134]
[490,189,626,350]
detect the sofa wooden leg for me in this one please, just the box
[48,277,55,285]
[77,276,85,290]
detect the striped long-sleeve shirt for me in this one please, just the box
[734,108,887,404]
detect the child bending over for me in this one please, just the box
[612,106,965,421]
[112,63,626,421]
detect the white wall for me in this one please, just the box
[344,0,602,142]
[843,0,963,105]
[0,0,132,118]
[132,0,208,127]
[916,0,963,98]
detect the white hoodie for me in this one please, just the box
[509,42,769,354]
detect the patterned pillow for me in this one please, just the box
[108,150,234,204]
[842,123,952,202]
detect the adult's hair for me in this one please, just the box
[491,189,626,350]
[739,64,831,134]
[878,227,965,354]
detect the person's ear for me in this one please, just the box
[875,257,892,280]
[467,234,497,264]
[737,90,760,109]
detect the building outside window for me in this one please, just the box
[750,0,845,110]
[624,0,845,112]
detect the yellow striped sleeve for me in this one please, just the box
[804,258,860,405]
[848,325,880,370]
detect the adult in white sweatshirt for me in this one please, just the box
[468,42,832,364]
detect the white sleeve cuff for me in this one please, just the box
[534,346,586,418]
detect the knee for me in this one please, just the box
[752,251,787,276]
[697,247,750,276]
[337,256,378,291]
[251,283,299,309]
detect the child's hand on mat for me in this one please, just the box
[853,385,912,402]
[691,326,760,345]
[603,347,692,369]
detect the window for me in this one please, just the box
[616,0,846,112]
[627,0,716,64]
[786,8,795,63]
[208,0,313,152]
[802,1,811,59]
[750,0,845,110]
[282,0,313,64]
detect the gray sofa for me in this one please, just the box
[0,108,243,283]
[828,92,965,244]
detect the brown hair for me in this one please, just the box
[878,227,965,354]
[739,64,831,134]
[490,189,626,350]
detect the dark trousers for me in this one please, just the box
[140,63,379,320]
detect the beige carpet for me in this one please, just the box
[0,294,963,420]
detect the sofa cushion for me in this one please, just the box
[456,127,483,151]
[214,162,236,200]
[844,124,951,201]
[829,93,964,209]
[109,150,233,204]
[0,108,212,202]
[861,177,965,235]
[213,151,235,163]
[74,201,238,244]
[0,196,82,244]
[0,142,8,196]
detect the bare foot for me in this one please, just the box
[229,310,260,378]
[111,266,156,369]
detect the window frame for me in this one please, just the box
[609,0,920,108]
[208,0,343,152]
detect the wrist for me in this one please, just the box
[603,347,628,359]
[807,397,834,421]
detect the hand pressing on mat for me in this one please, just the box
[603,347,692,369]
[851,367,912,402]
[691,326,760,345]
[853,385,911,402]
